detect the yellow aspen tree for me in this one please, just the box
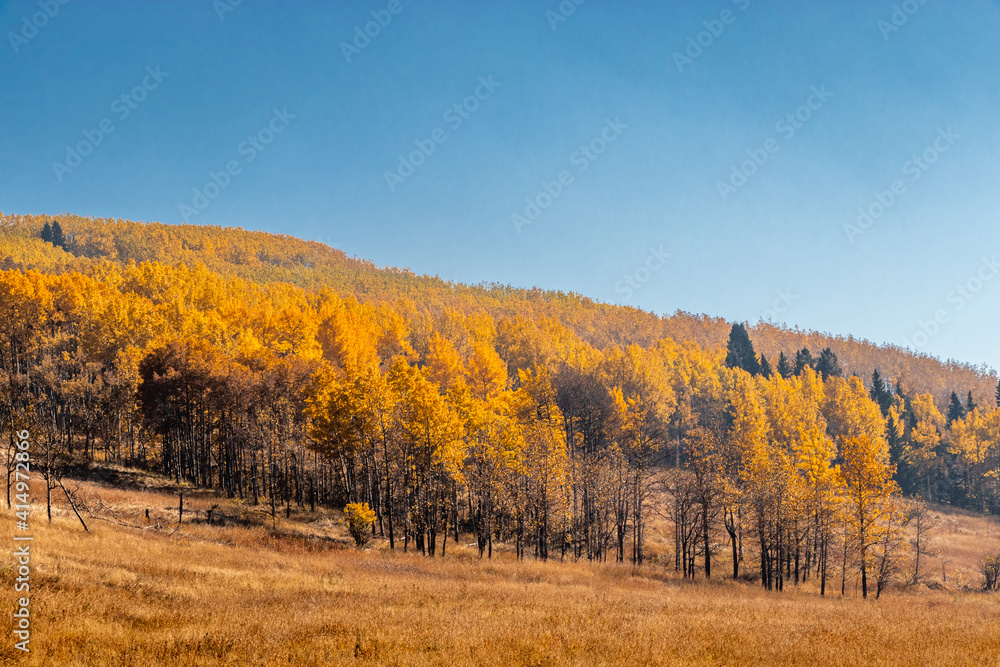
[949,407,1000,512]
[906,393,945,501]
[727,370,787,589]
[425,331,466,393]
[465,339,507,400]
[389,357,465,556]
[761,368,838,589]
[823,375,886,446]
[513,364,571,560]
[839,433,899,599]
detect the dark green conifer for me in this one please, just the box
[776,352,792,379]
[793,348,813,375]
[759,354,772,378]
[947,391,966,426]
[814,347,842,380]
[724,323,761,376]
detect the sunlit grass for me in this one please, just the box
[1,477,999,666]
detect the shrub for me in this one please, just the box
[345,502,376,547]
[984,553,1000,591]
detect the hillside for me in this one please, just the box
[1,212,994,407]
[4,210,1000,594]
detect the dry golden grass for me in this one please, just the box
[2,476,999,666]
[916,503,1000,589]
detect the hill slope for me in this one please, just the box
[1,211,994,406]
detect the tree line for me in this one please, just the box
[2,254,999,598]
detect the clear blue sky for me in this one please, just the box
[3,1,1000,372]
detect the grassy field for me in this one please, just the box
[2,471,999,666]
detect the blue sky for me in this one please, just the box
[3,0,1000,372]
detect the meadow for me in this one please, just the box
[2,471,999,666]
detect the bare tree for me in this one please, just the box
[907,501,937,585]
[661,469,702,577]
[874,502,910,599]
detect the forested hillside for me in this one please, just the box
[2,213,993,407]
[2,213,999,598]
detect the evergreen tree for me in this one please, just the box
[814,347,842,380]
[946,391,966,426]
[50,221,65,248]
[885,411,916,496]
[759,353,772,378]
[886,413,904,468]
[776,351,792,379]
[724,323,761,376]
[869,369,892,416]
[870,368,884,399]
[996,379,1000,407]
[793,348,813,375]
[966,390,976,414]
[40,221,52,243]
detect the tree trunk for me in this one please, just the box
[702,502,711,579]
[860,543,868,599]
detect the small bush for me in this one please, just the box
[984,553,1000,591]
[345,502,376,547]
